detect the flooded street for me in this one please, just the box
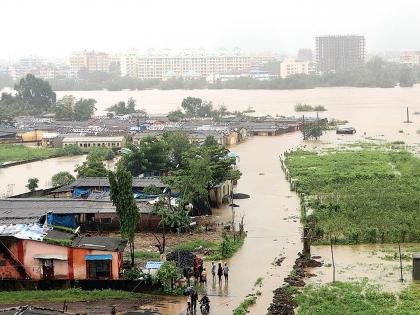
[1,88,419,314]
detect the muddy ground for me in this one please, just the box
[0,297,160,314]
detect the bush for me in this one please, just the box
[143,184,162,195]
[154,261,181,290]
[88,146,115,161]
[61,145,84,156]
[123,267,152,282]
[51,171,75,187]
[233,296,257,315]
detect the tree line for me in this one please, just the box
[0,74,147,124]
[1,57,418,93]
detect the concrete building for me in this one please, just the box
[400,51,420,65]
[68,51,110,74]
[315,35,365,73]
[280,59,312,78]
[120,49,273,80]
[61,136,124,149]
[0,223,126,280]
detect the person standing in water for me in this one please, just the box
[217,263,223,284]
[211,261,216,281]
[223,262,229,282]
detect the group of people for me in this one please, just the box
[211,261,229,283]
[187,291,210,314]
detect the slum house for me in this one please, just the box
[0,198,159,231]
[51,176,232,209]
[50,177,167,199]
[0,128,22,143]
[0,223,126,280]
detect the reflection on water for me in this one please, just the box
[308,244,417,292]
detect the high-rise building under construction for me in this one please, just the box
[315,35,365,73]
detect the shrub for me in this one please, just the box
[154,261,181,290]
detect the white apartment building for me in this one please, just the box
[400,51,420,65]
[120,50,274,80]
[120,50,138,77]
[68,51,110,74]
[280,58,312,78]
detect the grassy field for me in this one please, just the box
[285,144,420,243]
[0,288,146,304]
[0,144,63,163]
[296,281,420,315]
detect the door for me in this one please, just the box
[42,259,54,279]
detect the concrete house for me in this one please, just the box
[0,224,126,280]
[61,136,125,149]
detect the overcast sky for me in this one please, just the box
[1,0,419,60]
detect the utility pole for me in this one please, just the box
[398,242,404,282]
[302,115,306,140]
[404,107,411,123]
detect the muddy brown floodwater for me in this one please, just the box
[1,87,419,314]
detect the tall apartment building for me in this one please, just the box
[400,51,420,65]
[315,35,365,73]
[280,58,313,78]
[120,50,273,80]
[68,50,110,75]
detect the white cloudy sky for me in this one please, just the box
[1,0,419,59]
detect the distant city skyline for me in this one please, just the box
[1,0,420,60]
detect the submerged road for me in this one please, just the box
[205,134,303,314]
[138,134,303,315]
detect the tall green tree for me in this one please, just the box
[139,136,170,171]
[75,157,108,178]
[164,141,241,214]
[109,164,140,267]
[54,95,75,120]
[119,144,147,177]
[15,74,56,111]
[399,67,415,87]
[162,131,191,167]
[107,97,143,115]
[73,98,97,121]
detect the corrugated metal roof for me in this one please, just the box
[0,224,50,241]
[74,235,127,252]
[62,136,124,142]
[0,198,154,224]
[52,177,166,190]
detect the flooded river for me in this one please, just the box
[2,88,420,314]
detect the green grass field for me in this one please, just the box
[0,288,146,304]
[285,145,420,244]
[297,281,420,315]
[0,144,62,163]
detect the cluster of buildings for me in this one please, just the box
[4,56,72,81]
[0,113,303,149]
[3,35,420,83]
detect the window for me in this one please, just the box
[101,217,112,224]
[86,260,112,279]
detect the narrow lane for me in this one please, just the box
[202,134,303,314]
